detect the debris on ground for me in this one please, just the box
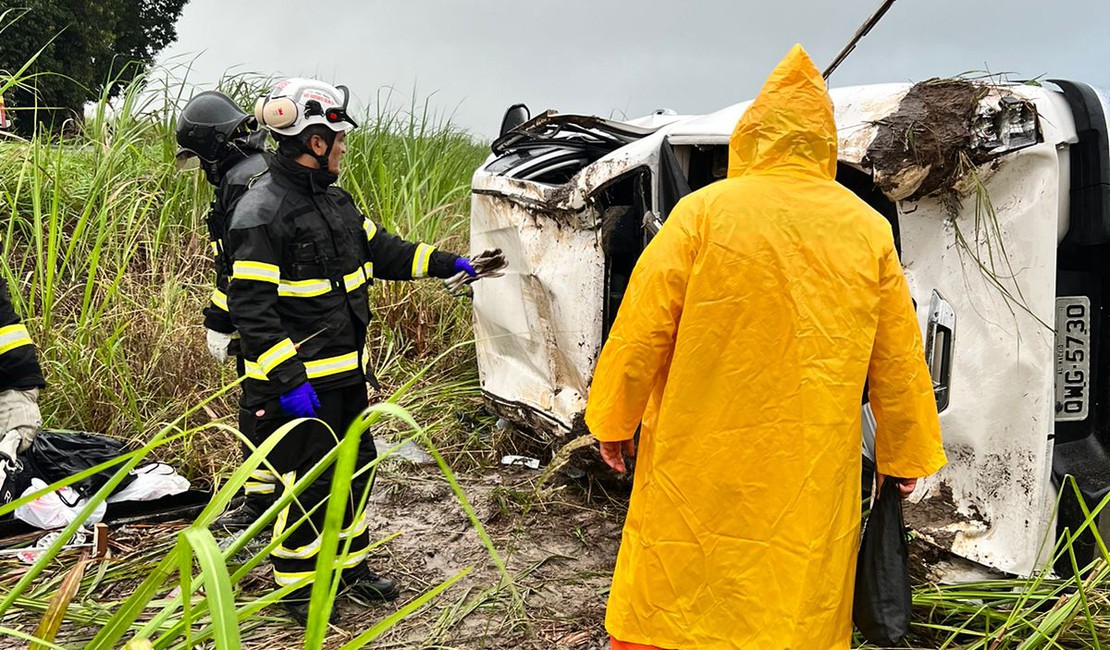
[375,437,436,466]
[500,455,541,470]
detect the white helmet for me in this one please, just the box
[253,78,358,137]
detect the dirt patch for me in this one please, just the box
[360,464,626,649]
[904,483,963,535]
[867,80,989,202]
[865,79,1038,205]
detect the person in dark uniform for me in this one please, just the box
[0,276,45,464]
[227,78,481,624]
[176,91,278,517]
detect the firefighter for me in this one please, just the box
[0,276,44,465]
[226,78,480,624]
[175,91,277,521]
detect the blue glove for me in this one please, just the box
[279,382,320,418]
[454,257,477,277]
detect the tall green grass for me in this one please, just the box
[344,92,490,420]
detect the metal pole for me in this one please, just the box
[823,0,900,80]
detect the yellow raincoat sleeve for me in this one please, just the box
[585,196,702,443]
[868,240,948,479]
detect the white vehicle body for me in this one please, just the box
[470,80,1110,579]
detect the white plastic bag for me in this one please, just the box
[14,478,106,530]
[106,463,190,503]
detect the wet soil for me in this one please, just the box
[866,79,992,203]
[349,464,626,649]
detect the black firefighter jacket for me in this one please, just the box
[202,149,269,334]
[0,276,45,392]
[226,154,460,407]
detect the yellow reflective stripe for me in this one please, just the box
[343,508,373,539]
[272,507,371,560]
[244,361,267,380]
[273,548,369,586]
[364,261,373,280]
[278,278,331,298]
[273,571,309,587]
[232,260,280,284]
[411,243,435,278]
[210,289,229,312]
[274,538,318,558]
[250,469,277,482]
[0,324,34,356]
[209,241,220,256]
[304,351,359,379]
[274,536,320,559]
[246,351,359,382]
[244,483,276,495]
[343,266,368,292]
[258,338,297,375]
[272,471,297,540]
[363,218,378,242]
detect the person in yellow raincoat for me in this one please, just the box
[585,44,948,650]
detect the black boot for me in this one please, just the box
[282,597,341,627]
[214,494,271,532]
[342,565,400,602]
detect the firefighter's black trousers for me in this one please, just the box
[246,382,376,592]
[238,355,278,508]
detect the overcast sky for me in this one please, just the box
[159,0,1110,139]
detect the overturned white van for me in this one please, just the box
[469,80,1110,580]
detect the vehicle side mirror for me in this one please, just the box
[499,104,530,138]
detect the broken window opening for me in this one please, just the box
[684,144,730,193]
[597,168,653,342]
[658,140,692,226]
[665,143,729,204]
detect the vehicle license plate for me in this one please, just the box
[1056,296,1091,422]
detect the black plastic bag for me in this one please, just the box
[0,451,43,506]
[853,477,912,645]
[26,430,136,500]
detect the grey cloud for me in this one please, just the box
[160,0,1110,138]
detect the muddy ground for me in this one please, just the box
[0,461,629,649]
[336,464,626,649]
